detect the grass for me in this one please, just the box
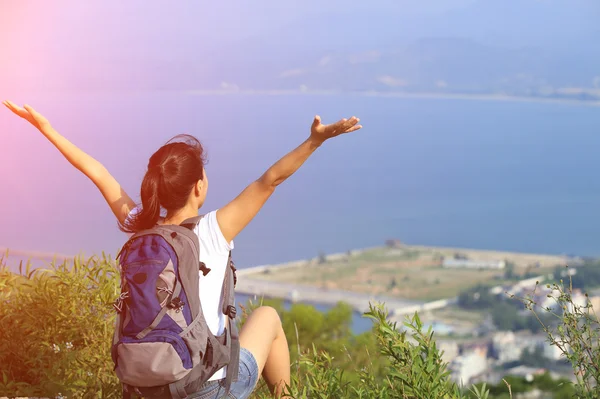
[431,306,487,323]
[396,267,502,300]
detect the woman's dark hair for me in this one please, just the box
[119,134,207,234]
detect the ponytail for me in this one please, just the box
[119,168,162,233]
[119,134,206,234]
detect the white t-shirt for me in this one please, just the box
[126,208,234,381]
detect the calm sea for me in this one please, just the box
[2,93,600,332]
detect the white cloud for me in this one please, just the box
[538,85,554,96]
[594,76,600,88]
[299,84,308,92]
[220,81,239,91]
[555,86,600,97]
[377,75,409,87]
[318,55,333,67]
[279,68,307,78]
[348,51,381,64]
[436,80,448,88]
[556,87,584,95]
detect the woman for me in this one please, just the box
[3,100,362,398]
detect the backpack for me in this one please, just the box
[111,216,240,399]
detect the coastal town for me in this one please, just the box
[236,240,600,387]
[5,239,597,389]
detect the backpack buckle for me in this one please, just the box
[229,259,237,287]
[113,292,129,313]
[225,305,237,319]
[199,262,212,276]
[168,297,185,313]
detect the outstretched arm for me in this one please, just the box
[3,101,136,225]
[216,115,362,243]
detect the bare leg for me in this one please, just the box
[239,306,290,397]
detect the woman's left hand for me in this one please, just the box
[309,115,362,144]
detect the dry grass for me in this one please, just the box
[251,246,569,301]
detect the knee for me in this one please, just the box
[253,306,282,327]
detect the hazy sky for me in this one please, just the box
[1,0,598,94]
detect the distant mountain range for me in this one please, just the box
[212,38,600,103]
[62,36,600,103]
[3,1,599,103]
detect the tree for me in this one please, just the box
[318,251,327,264]
[520,346,547,368]
[458,285,496,309]
[504,261,516,280]
[388,277,398,291]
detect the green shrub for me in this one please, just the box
[512,269,600,399]
[0,252,121,398]
[249,303,475,399]
[0,253,476,398]
[2,252,600,398]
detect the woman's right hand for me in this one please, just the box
[3,101,52,132]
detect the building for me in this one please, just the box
[589,295,600,312]
[442,258,506,270]
[437,340,459,364]
[385,239,404,248]
[449,346,489,385]
[492,331,523,364]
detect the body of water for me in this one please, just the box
[2,93,600,332]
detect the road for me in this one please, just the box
[236,276,425,315]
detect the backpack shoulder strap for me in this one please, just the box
[220,251,240,395]
[180,215,212,277]
[180,215,202,231]
[221,251,237,318]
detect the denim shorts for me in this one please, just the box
[187,347,260,399]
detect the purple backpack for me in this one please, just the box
[111,216,239,398]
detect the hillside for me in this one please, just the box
[246,245,572,301]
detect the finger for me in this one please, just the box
[5,100,21,111]
[5,100,21,110]
[341,116,359,130]
[4,101,36,123]
[328,118,348,130]
[343,124,363,133]
[3,101,21,114]
[23,104,38,117]
[312,115,321,129]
